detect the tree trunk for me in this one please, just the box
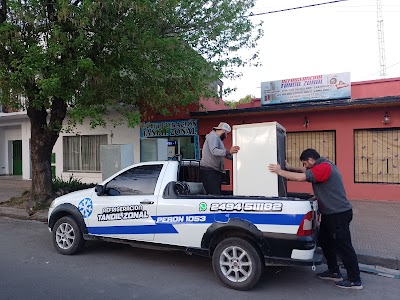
[29,126,54,211]
[27,97,67,213]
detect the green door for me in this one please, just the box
[12,140,22,176]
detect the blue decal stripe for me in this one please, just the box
[88,224,178,235]
[220,213,304,225]
[153,213,304,225]
[88,213,305,235]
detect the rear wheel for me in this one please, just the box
[52,216,85,255]
[212,237,263,290]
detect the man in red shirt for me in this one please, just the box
[268,148,362,290]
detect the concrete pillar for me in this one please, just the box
[21,120,31,180]
[0,129,5,175]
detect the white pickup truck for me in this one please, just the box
[48,160,321,290]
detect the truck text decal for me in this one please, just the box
[155,215,207,224]
[97,205,149,222]
[210,202,283,212]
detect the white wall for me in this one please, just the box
[1,113,141,183]
[0,117,31,178]
[7,140,12,175]
[4,126,22,176]
[21,121,31,179]
[53,113,141,184]
[0,129,5,175]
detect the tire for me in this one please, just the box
[212,237,263,291]
[52,216,85,255]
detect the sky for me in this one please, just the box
[224,0,400,101]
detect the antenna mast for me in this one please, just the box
[377,0,386,77]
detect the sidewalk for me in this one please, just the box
[0,176,31,203]
[0,177,47,221]
[0,177,399,271]
[350,200,400,270]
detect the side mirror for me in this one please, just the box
[95,185,104,196]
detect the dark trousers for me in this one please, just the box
[200,169,222,195]
[318,209,361,282]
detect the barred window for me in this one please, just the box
[63,135,108,172]
[286,131,336,168]
[354,129,400,183]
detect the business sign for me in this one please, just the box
[261,72,351,105]
[140,119,198,138]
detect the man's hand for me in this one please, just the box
[230,146,240,154]
[268,163,307,182]
[284,160,289,170]
[268,163,282,174]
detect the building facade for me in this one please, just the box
[0,111,30,178]
[0,110,142,183]
[1,78,399,202]
[191,78,400,202]
[0,98,229,183]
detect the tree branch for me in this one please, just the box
[0,0,7,23]
[48,97,67,145]
[49,97,67,127]
[46,0,57,22]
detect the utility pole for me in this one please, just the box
[376,0,387,77]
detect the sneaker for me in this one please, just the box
[335,280,363,290]
[316,270,343,281]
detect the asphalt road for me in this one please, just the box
[0,217,399,300]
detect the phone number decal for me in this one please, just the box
[210,202,283,212]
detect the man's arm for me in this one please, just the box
[207,135,227,157]
[225,146,240,160]
[225,151,233,160]
[268,164,306,182]
[286,165,307,173]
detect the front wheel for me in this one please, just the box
[212,237,263,290]
[52,216,85,255]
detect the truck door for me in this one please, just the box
[87,164,164,242]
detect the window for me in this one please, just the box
[168,136,196,159]
[106,164,163,195]
[286,131,336,168]
[63,135,107,172]
[354,129,400,183]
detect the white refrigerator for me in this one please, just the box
[232,122,287,197]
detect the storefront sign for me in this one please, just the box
[140,119,198,138]
[261,72,351,105]
[167,141,177,146]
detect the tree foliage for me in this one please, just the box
[224,94,255,108]
[0,0,262,208]
[237,94,255,104]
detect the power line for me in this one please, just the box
[367,61,400,76]
[248,0,351,17]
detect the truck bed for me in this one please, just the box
[163,181,313,201]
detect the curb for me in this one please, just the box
[0,206,47,223]
[319,248,400,272]
[358,263,400,279]
[1,206,399,273]
[316,249,399,274]
[356,254,400,272]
